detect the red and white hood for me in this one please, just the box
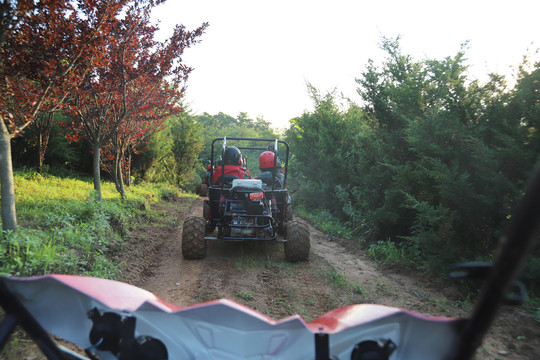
[1,275,464,359]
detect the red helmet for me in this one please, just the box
[259,151,275,170]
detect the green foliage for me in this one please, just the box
[522,256,540,288]
[195,111,280,178]
[170,111,204,186]
[235,291,255,301]
[12,112,92,173]
[287,36,540,281]
[0,171,185,278]
[285,86,364,214]
[327,270,348,288]
[294,205,353,239]
[367,240,408,265]
[12,107,281,192]
[134,108,204,187]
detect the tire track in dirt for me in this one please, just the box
[121,199,207,307]
[119,197,540,360]
[308,224,452,315]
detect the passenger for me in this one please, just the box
[255,150,284,187]
[212,146,251,184]
[265,146,284,175]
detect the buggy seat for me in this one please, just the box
[231,179,263,191]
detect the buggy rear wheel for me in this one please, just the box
[278,204,293,235]
[182,216,207,259]
[284,220,310,262]
[199,184,208,196]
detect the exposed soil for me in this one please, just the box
[116,197,540,360]
[2,196,539,359]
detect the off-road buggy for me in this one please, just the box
[182,137,310,261]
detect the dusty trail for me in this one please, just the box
[118,197,540,360]
[130,199,207,306]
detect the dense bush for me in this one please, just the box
[286,37,540,278]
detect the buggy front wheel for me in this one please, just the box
[284,220,310,262]
[182,216,207,259]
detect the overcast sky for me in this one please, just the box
[151,0,539,129]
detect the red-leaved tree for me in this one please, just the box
[65,1,207,199]
[107,84,182,196]
[0,0,127,231]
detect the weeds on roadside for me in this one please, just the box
[0,171,189,279]
[523,295,540,323]
[234,252,296,276]
[234,255,260,270]
[327,270,348,288]
[235,291,255,301]
[294,205,353,239]
[325,268,368,301]
[367,239,408,265]
[429,297,451,313]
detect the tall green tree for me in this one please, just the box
[133,107,203,186]
[510,58,540,167]
[285,85,363,214]
[288,37,539,273]
[170,113,204,186]
[353,37,522,267]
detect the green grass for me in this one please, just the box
[235,291,255,301]
[367,239,409,265]
[294,205,354,239]
[0,170,196,279]
[327,270,348,288]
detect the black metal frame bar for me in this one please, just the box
[0,281,81,360]
[450,166,540,359]
[209,137,290,187]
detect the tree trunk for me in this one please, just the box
[113,147,125,197]
[38,131,44,173]
[92,143,102,200]
[116,150,126,198]
[37,112,53,173]
[125,147,132,187]
[113,147,121,193]
[0,120,17,232]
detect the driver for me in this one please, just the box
[212,146,251,184]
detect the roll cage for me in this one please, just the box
[209,137,289,190]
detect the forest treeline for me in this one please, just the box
[13,109,279,185]
[285,38,540,287]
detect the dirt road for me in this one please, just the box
[118,196,540,359]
